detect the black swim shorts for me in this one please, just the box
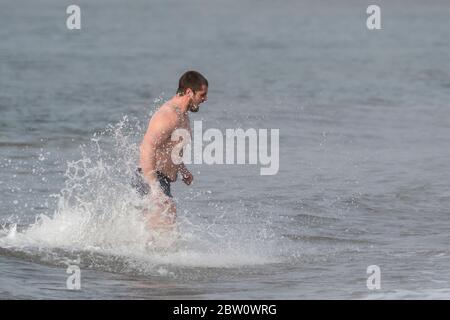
[131,168,173,198]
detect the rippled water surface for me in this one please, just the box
[1,0,450,299]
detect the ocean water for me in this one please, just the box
[1,0,450,299]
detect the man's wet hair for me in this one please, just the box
[177,71,208,95]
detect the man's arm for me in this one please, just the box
[140,110,178,192]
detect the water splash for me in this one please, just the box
[0,116,279,276]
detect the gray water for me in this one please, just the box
[1,0,450,299]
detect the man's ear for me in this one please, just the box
[186,88,194,97]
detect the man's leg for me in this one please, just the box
[132,168,176,232]
[145,196,176,233]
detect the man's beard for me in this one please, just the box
[189,103,200,112]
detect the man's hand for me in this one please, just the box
[181,169,193,185]
[179,163,193,185]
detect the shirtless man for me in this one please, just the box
[132,71,208,231]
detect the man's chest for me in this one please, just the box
[178,115,191,136]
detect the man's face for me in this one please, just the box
[188,85,208,112]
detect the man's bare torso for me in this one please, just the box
[139,102,191,182]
